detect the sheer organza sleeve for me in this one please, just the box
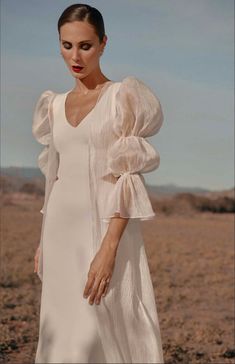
[101,76,164,222]
[32,90,56,178]
[32,90,58,215]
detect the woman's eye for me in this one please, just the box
[62,43,91,50]
[81,43,91,50]
[63,43,71,49]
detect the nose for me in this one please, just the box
[72,46,81,61]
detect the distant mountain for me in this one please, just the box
[1,167,234,214]
[1,166,234,198]
[147,183,211,196]
[0,166,43,179]
[0,167,44,194]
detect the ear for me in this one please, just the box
[102,34,108,47]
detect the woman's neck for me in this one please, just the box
[73,73,111,95]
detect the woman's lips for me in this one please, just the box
[72,66,84,73]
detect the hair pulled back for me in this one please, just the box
[57,3,105,43]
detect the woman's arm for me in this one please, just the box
[83,215,129,305]
[101,215,129,254]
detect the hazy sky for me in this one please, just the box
[1,0,234,190]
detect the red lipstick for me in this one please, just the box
[72,66,84,73]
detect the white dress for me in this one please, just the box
[33,77,164,364]
[35,89,106,363]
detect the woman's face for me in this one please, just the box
[59,20,107,80]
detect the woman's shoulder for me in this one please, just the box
[112,75,164,136]
[115,75,161,104]
[33,88,64,118]
[34,88,58,112]
[32,89,59,142]
[117,75,152,89]
[115,75,162,110]
[36,89,58,100]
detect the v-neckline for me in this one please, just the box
[63,81,114,129]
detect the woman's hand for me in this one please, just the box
[34,244,40,273]
[83,242,116,305]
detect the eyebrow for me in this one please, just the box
[61,39,93,43]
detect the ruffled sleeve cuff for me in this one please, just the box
[101,172,156,222]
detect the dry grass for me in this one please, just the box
[143,212,234,364]
[0,194,234,363]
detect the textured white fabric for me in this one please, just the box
[34,95,106,363]
[32,90,53,176]
[32,76,164,363]
[32,90,59,282]
[101,76,163,221]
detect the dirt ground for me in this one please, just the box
[0,197,234,363]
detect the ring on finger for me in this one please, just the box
[101,277,110,285]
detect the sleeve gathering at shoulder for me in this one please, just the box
[32,90,56,177]
[101,76,164,222]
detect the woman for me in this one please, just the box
[32,3,164,363]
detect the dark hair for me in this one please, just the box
[57,3,105,43]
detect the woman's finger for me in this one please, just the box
[88,275,102,304]
[83,273,95,298]
[94,277,108,304]
[102,279,110,297]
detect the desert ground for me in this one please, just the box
[0,191,234,364]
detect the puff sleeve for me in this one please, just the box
[101,76,164,222]
[32,90,57,177]
[32,90,58,214]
